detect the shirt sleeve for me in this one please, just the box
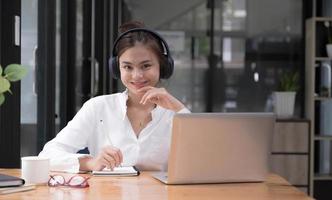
[177,107,191,114]
[38,99,97,173]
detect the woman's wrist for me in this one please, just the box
[176,107,191,113]
[172,99,185,112]
[79,155,93,171]
[174,104,185,112]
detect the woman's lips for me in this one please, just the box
[131,81,148,89]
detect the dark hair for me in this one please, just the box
[115,21,167,71]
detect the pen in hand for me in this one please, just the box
[101,119,124,168]
[106,142,123,169]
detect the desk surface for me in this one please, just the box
[0,169,312,200]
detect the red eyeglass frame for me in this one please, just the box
[48,174,90,188]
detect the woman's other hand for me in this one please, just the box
[79,146,123,171]
[138,86,185,112]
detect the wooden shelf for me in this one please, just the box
[271,122,310,190]
[315,57,332,61]
[314,174,332,180]
[314,97,332,101]
[305,15,332,196]
[313,17,332,22]
[314,135,332,141]
[276,118,309,122]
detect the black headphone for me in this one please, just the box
[109,28,174,79]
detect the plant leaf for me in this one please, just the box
[0,93,4,106]
[278,71,299,91]
[0,76,10,93]
[0,65,3,76]
[4,64,27,82]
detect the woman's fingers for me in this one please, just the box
[100,157,112,170]
[101,146,123,168]
[102,151,116,167]
[81,146,123,171]
[138,87,154,104]
[139,87,165,105]
[138,86,184,112]
[118,149,123,165]
[141,91,159,105]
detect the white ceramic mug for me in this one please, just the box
[21,156,50,184]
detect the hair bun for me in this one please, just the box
[119,21,145,33]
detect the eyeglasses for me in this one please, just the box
[48,175,90,188]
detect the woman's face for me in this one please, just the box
[119,44,160,96]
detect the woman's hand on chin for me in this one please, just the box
[138,86,185,112]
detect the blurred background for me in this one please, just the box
[19,0,304,155]
[2,0,332,198]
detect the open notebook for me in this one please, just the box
[92,166,139,176]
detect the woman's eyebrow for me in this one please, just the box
[140,60,152,64]
[121,60,152,65]
[121,61,132,65]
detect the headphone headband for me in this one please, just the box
[112,28,171,57]
[110,28,174,79]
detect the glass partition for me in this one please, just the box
[125,0,303,114]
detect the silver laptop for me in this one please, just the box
[152,112,275,184]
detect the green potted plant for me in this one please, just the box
[0,64,27,106]
[324,21,332,58]
[274,71,299,118]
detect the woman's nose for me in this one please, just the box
[132,69,144,78]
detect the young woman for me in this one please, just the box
[39,21,190,172]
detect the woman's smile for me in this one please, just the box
[130,80,149,89]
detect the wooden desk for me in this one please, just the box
[0,169,313,199]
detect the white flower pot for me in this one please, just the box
[326,44,332,58]
[273,92,296,118]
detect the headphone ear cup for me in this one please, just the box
[110,57,120,79]
[160,56,174,79]
[167,56,174,78]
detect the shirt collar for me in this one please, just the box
[120,90,129,120]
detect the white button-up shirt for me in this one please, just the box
[39,90,190,173]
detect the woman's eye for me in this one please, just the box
[122,65,132,70]
[142,64,152,69]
